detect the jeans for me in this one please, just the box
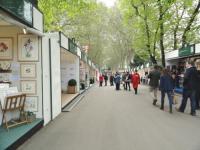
[99,81,103,87]
[105,80,107,86]
[150,87,158,100]
[161,91,173,108]
[196,91,200,109]
[125,82,130,90]
[116,83,120,90]
[179,89,196,113]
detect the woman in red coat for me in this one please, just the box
[131,70,140,94]
[99,74,104,87]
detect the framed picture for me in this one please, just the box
[21,80,36,95]
[0,38,13,60]
[18,34,39,61]
[20,63,36,78]
[25,96,38,112]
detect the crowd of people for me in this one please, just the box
[149,60,200,115]
[99,70,140,94]
[99,59,200,116]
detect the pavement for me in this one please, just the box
[19,85,200,150]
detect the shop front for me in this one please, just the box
[46,32,80,110]
[165,44,200,97]
[0,1,47,149]
[166,44,200,74]
[89,62,97,84]
[80,51,89,90]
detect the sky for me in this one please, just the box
[97,0,116,7]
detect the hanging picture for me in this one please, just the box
[25,96,38,112]
[20,63,36,78]
[21,80,36,95]
[0,38,13,60]
[18,35,39,61]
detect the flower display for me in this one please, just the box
[0,42,8,52]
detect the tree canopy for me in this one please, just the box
[39,0,200,69]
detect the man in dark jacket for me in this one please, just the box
[110,74,114,86]
[178,60,198,116]
[159,69,174,113]
[148,65,161,105]
[196,60,200,109]
[104,74,108,86]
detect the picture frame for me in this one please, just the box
[25,96,38,112]
[20,63,36,78]
[0,37,13,60]
[21,80,36,95]
[18,34,39,61]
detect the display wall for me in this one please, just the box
[0,26,43,124]
[61,49,80,93]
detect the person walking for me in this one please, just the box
[178,60,198,116]
[104,74,108,86]
[125,72,131,91]
[159,69,174,113]
[195,60,200,109]
[122,72,126,90]
[114,72,121,90]
[148,65,161,105]
[99,74,104,87]
[109,74,114,86]
[131,70,140,94]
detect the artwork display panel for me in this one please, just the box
[21,80,36,95]
[18,35,39,61]
[20,63,36,78]
[25,96,38,112]
[0,38,13,60]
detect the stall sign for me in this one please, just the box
[179,45,195,57]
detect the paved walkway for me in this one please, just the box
[19,85,200,150]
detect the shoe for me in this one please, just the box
[190,112,196,116]
[160,107,164,110]
[153,99,157,105]
[176,108,183,113]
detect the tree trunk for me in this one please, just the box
[173,27,178,50]
[182,0,200,47]
[132,2,157,65]
[158,0,165,67]
[143,3,157,65]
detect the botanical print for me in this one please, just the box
[0,38,13,60]
[21,64,36,78]
[25,96,38,112]
[21,80,36,95]
[0,42,8,52]
[0,61,11,71]
[24,38,33,57]
[18,35,38,61]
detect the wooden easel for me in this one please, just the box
[0,94,28,131]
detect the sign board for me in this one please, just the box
[60,33,69,50]
[33,7,43,32]
[179,45,195,57]
[0,0,33,25]
[195,43,200,54]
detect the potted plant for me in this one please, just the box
[67,79,77,94]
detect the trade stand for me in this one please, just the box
[165,44,200,108]
[0,1,45,149]
[46,32,80,110]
